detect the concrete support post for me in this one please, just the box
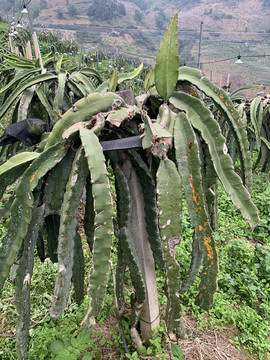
[120,155,160,340]
[25,2,44,71]
[25,41,33,60]
[198,20,203,70]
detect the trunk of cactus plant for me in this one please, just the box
[120,154,160,342]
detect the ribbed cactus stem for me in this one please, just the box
[15,204,45,360]
[174,113,218,310]
[46,92,125,148]
[80,128,114,320]
[51,146,89,318]
[157,157,186,339]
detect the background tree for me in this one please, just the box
[262,0,270,6]
[118,2,126,16]
[68,4,78,17]
[155,9,168,29]
[134,9,144,23]
[132,0,147,10]
[87,0,126,21]
[57,9,64,20]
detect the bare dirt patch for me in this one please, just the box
[178,315,249,360]
[87,311,254,359]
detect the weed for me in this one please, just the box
[171,343,184,359]
[232,305,270,359]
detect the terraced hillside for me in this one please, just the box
[1,0,270,94]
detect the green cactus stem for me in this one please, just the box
[157,104,177,135]
[0,152,39,198]
[108,67,118,92]
[84,176,95,252]
[119,227,146,324]
[54,72,67,116]
[113,160,146,348]
[178,66,252,189]
[44,215,60,263]
[157,157,185,338]
[179,234,203,295]
[0,73,58,119]
[250,96,263,150]
[72,231,85,305]
[0,142,68,291]
[170,92,260,230]
[174,113,218,310]
[43,149,75,216]
[15,204,45,360]
[203,146,218,231]
[155,13,179,103]
[80,128,114,320]
[106,105,140,128]
[127,150,164,269]
[51,146,89,318]
[46,92,125,148]
[115,239,126,314]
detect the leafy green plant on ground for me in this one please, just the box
[212,239,270,358]
[214,172,269,244]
